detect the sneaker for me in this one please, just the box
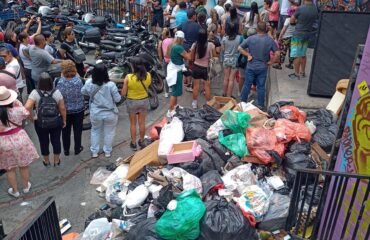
[288,73,300,80]
[285,64,294,69]
[23,182,31,194]
[92,153,98,158]
[164,92,169,98]
[192,101,198,109]
[105,152,111,158]
[186,87,193,92]
[130,142,137,151]
[8,188,20,198]
[300,72,306,78]
[272,64,282,70]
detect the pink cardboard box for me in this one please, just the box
[167,141,202,164]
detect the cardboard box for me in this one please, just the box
[326,91,346,115]
[126,140,163,181]
[207,96,238,113]
[167,141,198,164]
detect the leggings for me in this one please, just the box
[279,37,294,65]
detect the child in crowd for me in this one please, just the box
[273,7,296,70]
[272,8,295,69]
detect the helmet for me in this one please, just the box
[108,66,125,83]
[82,13,95,23]
[38,6,52,16]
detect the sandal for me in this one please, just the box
[42,160,50,167]
[75,146,84,155]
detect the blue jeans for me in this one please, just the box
[240,67,268,108]
[90,112,118,155]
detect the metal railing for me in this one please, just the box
[64,0,148,22]
[286,168,370,240]
[1,197,61,240]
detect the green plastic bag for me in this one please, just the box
[155,189,206,240]
[218,132,249,157]
[220,110,251,134]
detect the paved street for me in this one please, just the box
[0,50,329,235]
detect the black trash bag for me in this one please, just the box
[267,101,294,119]
[211,139,233,162]
[182,117,210,140]
[153,184,175,218]
[306,108,335,127]
[126,217,162,240]
[129,170,148,191]
[224,155,243,171]
[312,124,338,152]
[111,206,123,220]
[200,170,223,197]
[288,141,311,154]
[284,152,316,188]
[251,164,272,180]
[300,184,323,206]
[258,193,291,231]
[266,150,283,166]
[175,107,203,120]
[199,151,220,177]
[85,210,109,229]
[199,199,259,240]
[122,203,150,225]
[170,158,203,178]
[198,104,222,123]
[196,139,226,172]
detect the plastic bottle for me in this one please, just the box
[125,181,150,209]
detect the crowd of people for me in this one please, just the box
[0,0,318,198]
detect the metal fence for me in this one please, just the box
[64,0,148,22]
[1,197,61,240]
[286,168,370,240]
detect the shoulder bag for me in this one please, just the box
[208,44,222,79]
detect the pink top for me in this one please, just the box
[0,100,29,133]
[162,38,174,63]
[269,1,280,22]
[0,69,17,92]
[191,42,215,68]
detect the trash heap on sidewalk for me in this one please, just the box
[67,97,338,240]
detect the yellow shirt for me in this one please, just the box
[127,72,152,100]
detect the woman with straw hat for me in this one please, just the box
[0,86,39,198]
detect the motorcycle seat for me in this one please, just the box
[101,51,117,59]
[106,27,130,33]
[89,16,105,23]
[100,40,123,46]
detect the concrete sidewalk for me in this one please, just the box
[268,49,330,109]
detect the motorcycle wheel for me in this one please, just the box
[151,71,164,93]
[82,97,91,131]
[148,84,159,110]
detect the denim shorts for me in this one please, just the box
[223,56,238,68]
[126,98,149,113]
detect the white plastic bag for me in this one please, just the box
[102,164,129,189]
[125,183,150,209]
[222,164,257,194]
[165,167,203,195]
[206,118,226,140]
[158,117,184,158]
[81,218,111,240]
[90,167,112,185]
[235,185,270,222]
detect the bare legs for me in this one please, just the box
[293,56,307,75]
[222,67,238,97]
[129,112,147,144]
[169,96,177,111]
[193,79,212,103]
[7,166,30,193]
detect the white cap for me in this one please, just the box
[175,30,185,39]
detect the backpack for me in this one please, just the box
[65,40,86,64]
[36,89,62,129]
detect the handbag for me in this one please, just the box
[208,46,222,79]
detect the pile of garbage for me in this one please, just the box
[70,99,337,240]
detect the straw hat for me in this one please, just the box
[0,86,18,106]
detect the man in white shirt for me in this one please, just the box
[0,47,25,102]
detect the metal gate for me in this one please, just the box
[1,197,61,240]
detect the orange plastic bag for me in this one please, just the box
[280,105,306,124]
[246,128,285,164]
[273,119,312,143]
[149,117,167,140]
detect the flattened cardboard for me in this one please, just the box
[126,140,163,181]
[207,96,238,113]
